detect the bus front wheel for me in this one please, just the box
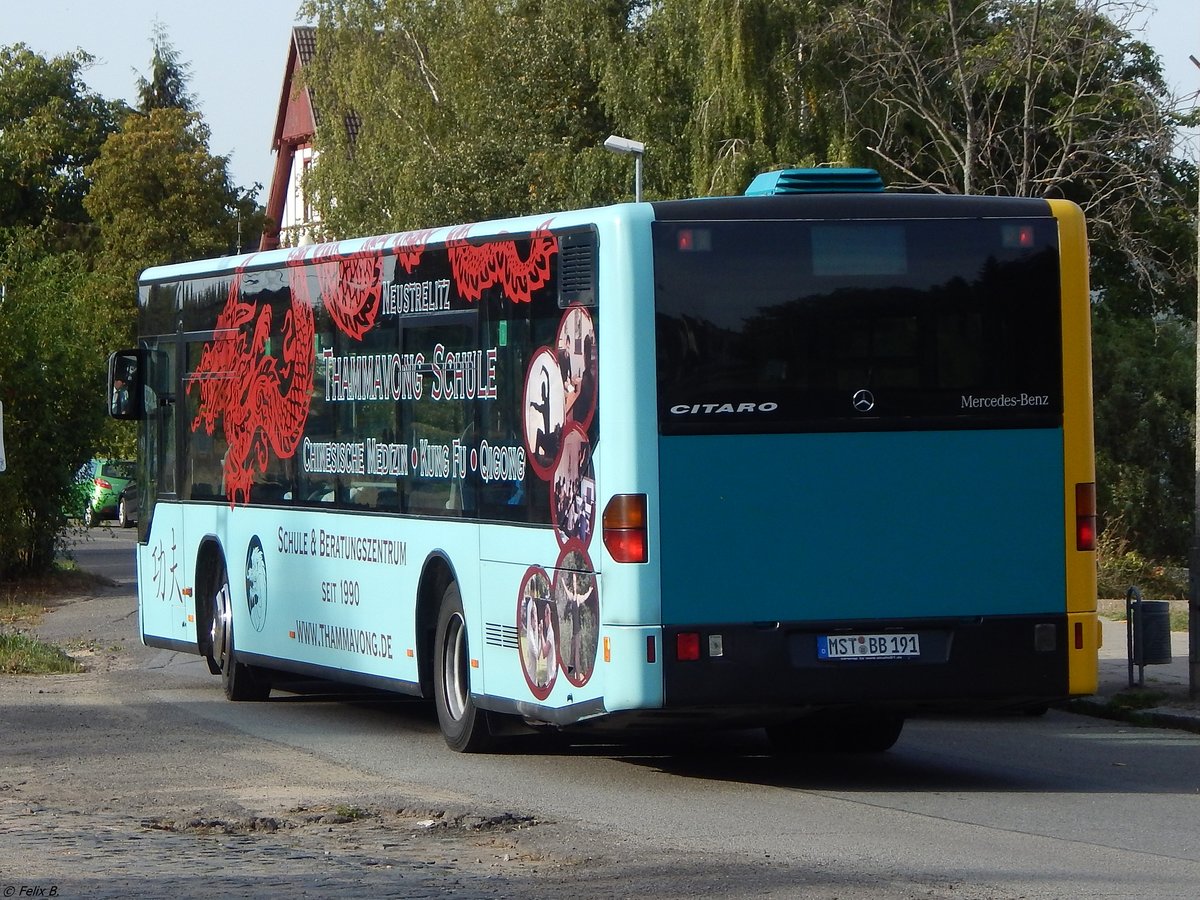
[433,582,492,752]
[206,559,271,702]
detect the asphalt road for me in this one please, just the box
[157,680,1200,897]
[62,522,140,584]
[25,528,1200,898]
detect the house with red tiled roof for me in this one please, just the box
[261,26,319,250]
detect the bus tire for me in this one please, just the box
[433,581,492,752]
[767,712,903,755]
[207,557,271,702]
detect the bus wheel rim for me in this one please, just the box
[443,613,468,721]
[211,583,231,670]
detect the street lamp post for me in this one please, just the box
[603,135,645,202]
[1190,54,1199,699]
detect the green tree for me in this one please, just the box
[300,0,629,236]
[1092,308,1195,560]
[0,237,110,577]
[135,20,196,113]
[0,43,123,243]
[84,106,260,325]
[608,0,838,198]
[0,45,124,576]
[299,0,879,232]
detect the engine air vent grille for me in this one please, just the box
[485,623,520,649]
[558,229,597,307]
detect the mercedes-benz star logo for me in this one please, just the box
[852,389,875,413]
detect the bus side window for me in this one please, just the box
[401,318,473,517]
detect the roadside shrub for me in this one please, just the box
[1096,523,1187,601]
[0,243,110,578]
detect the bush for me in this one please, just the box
[1096,523,1188,601]
[0,242,111,577]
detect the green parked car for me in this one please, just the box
[83,459,136,528]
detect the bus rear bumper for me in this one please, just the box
[661,614,1082,715]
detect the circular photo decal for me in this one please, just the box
[245,535,268,632]
[553,544,600,687]
[517,566,557,700]
[552,424,596,547]
[523,347,566,478]
[556,306,597,430]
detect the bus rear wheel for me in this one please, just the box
[767,712,904,755]
[433,582,492,752]
[206,558,271,702]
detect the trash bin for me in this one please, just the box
[1134,600,1173,666]
[1126,586,1173,687]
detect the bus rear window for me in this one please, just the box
[653,218,1063,435]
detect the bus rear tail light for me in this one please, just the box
[94,477,112,490]
[603,494,647,563]
[1075,483,1096,551]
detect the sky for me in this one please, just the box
[0,0,1197,196]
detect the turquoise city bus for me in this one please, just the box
[108,169,1098,753]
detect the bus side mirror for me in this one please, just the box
[107,349,144,420]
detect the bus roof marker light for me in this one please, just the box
[677,228,712,253]
[1003,224,1037,248]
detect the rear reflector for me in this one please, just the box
[1075,483,1096,551]
[603,493,648,563]
[677,632,700,661]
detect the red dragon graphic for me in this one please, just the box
[306,244,383,340]
[191,225,558,506]
[189,261,318,506]
[448,221,556,304]
[388,228,437,275]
